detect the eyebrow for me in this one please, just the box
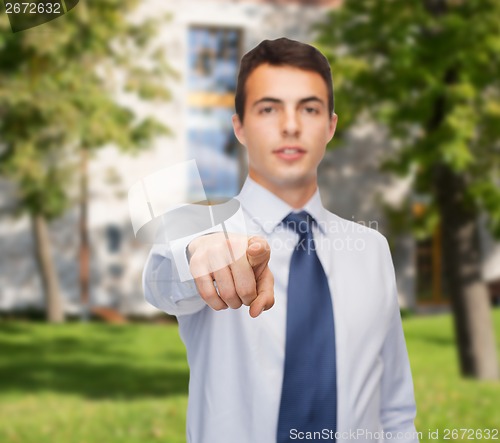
[251,96,325,108]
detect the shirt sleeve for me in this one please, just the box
[142,242,206,317]
[379,238,420,443]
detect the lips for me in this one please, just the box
[273,146,306,161]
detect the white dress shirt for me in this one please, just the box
[143,177,419,443]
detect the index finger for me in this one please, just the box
[249,266,274,318]
[246,236,271,279]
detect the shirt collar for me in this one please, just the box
[237,177,329,235]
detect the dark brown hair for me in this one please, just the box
[235,37,334,122]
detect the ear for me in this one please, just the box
[327,113,338,142]
[232,114,246,146]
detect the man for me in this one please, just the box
[143,38,419,443]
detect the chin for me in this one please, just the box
[274,173,314,188]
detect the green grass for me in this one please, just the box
[405,308,500,441]
[0,322,188,443]
[0,309,499,443]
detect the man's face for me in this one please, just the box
[232,63,337,195]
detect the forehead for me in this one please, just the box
[244,63,328,105]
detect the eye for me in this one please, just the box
[303,106,320,115]
[258,105,276,115]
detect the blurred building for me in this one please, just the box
[0,0,499,318]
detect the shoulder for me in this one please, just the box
[322,210,397,304]
[320,210,394,278]
[322,209,389,251]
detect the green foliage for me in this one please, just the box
[0,311,499,442]
[0,0,173,219]
[316,0,500,237]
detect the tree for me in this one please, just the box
[0,1,172,322]
[317,0,500,379]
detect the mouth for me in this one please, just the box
[273,146,306,161]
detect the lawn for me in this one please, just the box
[404,308,500,441]
[0,309,499,443]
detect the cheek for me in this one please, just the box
[320,123,335,145]
[312,146,326,164]
[308,124,331,145]
[246,122,275,148]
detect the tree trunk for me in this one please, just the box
[31,213,65,323]
[79,147,90,320]
[434,164,499,379]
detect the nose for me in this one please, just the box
[281,108,301,138]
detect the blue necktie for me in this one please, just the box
[277,211,337,442]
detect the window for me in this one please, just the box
[187,27,242,201]
[105,225,122,253]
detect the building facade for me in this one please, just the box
[0,0,498,317]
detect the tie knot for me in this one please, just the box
[282,211,314,237]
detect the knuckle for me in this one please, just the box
[240,297,255,307]
[204,295,226,311]
[239,288,257,305]
[198,279,214,294]
[213,242,228,255]
[199,291,213,303]
[190,254,210,273]
[189,254,200,268]
[220,291,242,309]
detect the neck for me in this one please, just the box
[249,173,318,209]
[281,187,317,209]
